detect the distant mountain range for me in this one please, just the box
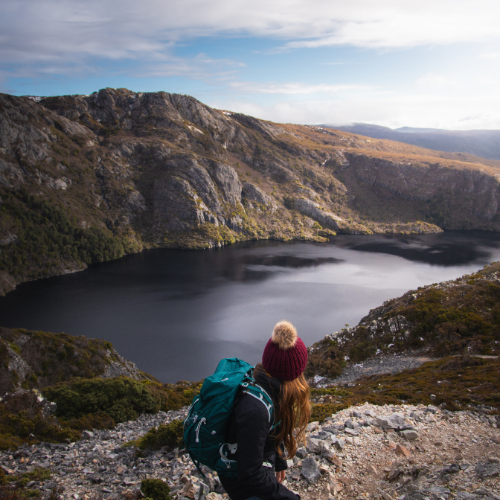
[322,123,500,161]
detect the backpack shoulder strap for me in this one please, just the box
[240,379,278,430]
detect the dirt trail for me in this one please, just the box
[316,354,437,387]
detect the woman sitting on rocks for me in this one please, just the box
[219,320,311,500]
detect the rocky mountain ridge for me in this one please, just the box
[2,88,500,294]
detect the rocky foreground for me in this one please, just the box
[1,403,499,500]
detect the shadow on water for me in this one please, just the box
[335,231,500,266]
[221,254,342,282]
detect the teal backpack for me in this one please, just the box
[183,358,275,477]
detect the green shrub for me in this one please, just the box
[310,387,350,397]
[1,376,200,451]
[11,468,52,488]
[138,419,184,451]
[311,402,349,422]
[43,377,158,422]
[0,391,80,450]
[0,468,55,499]
[349,341,376,363]
[141,479,172,500]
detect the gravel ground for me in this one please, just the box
[1,403,499,500]
[314,354,436,387]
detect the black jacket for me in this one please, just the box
[218,370,300,500]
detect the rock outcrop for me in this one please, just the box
[289,197,345,231]
[242,181,278,212]
[0,327,153,396]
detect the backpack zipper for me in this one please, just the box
[195,417,206,443]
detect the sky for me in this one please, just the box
[1,0,500,130]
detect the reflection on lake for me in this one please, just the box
[1,231,500,382]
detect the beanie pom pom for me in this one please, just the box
[271,320,297,350]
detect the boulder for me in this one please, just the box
[301,457,321,484]
[476,462,500,478]
[402,430,418,440]
[376,413,405,431]
[306,437,322,454]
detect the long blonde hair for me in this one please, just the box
[255,364,311,458]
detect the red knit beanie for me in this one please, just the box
[262,320,308,381]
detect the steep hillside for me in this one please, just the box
[0,326,155,396]
[325,123,500,161]
[0,326,200,450]
[2,88,500,294]
[306,261,500,380]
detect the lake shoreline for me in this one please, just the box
[2,231,500,382]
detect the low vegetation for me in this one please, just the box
[0,467,55,499]
[0,389,112,451]
[137,419,184,451]
[0,377,200,451]
[310,355,500,422]
[141,478,172,500]
[42,377,159,422]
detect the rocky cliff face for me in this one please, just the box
[0,326,153,396]
[346,153,500,225]
[2,87,500,293]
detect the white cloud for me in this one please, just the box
[416,73,457,88]
[210,94,500,130]
[228,81,371,95]
[1,0,499,74]
[479,52,500,59]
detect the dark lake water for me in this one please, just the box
[2,231,500,383]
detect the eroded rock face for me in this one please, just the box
[0,159,24,188]
[242,181,278,212]
[154,176,216,232]
[204,159,242,206]
[346,153,500,222]
[42,88,239,142]
[152,156,243,234]
[291,197,344,230]
[0,94,91,170]
[251,157,298,184]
